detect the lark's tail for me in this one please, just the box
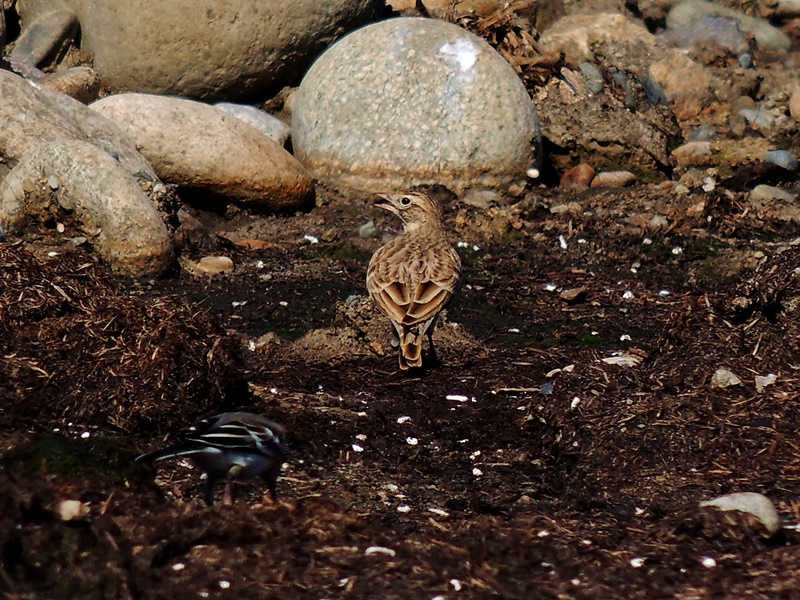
[399,330,423,370]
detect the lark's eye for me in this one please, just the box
[400,196,412,206]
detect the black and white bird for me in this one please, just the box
[136,412,287,505]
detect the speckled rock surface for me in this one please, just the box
[0,70,156,177]
[15,0,384,101]
[91,93,315,212]
[214,103,291,147]
[0,140,174,276]
[292,17,540,193]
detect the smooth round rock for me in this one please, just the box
[39,67,102,104]
[91,93,315,212]
[293,17,540,193]
[591,170,636,188]
[16,0,382,101]
[214,103,291,147]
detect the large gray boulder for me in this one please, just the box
[0,70,174,275]
[14,0,386,101]
[292,17,541,193]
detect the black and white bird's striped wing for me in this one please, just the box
[136,412,286,463]
[186,412,287,459]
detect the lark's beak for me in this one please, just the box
[373,193,393,208]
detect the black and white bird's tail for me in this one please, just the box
[135,445,203,464]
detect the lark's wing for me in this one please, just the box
[367,242,461,330]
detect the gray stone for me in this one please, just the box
[750,185,795,205]
[9,8,78,67]
[668,0,792,52]
[293,17,540,193]
[764,149,798,171]
[214,103,291,147]
[91,93,315,212]
[16,0,384,101]
[0,140,174,276]
[0,70,156,178]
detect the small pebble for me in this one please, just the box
[711,368,741,388]
[197,256,234,275]
[591,171,636,188]
[764,149,798,171]
[359,220,378,238]
[700,492,780,534]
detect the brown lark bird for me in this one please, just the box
[367,190,462,370]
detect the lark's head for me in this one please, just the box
[373,191,445,230]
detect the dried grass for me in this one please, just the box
[0,244,244,433]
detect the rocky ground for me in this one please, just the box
[5,1,800,599]
[3,176,800,598]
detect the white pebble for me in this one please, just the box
[577,238,587,244]
[397,505,411,513]
[558,235,568,249]
[701,556,716,568]
[507,328,520,333]
[619,334,632,341]
[450,579,463,591]
[755,373,777,392]
[171,563,185,571]
[219,580,231,590]
[352,444,364,452]
[406,437,419,446]
[537,530,549,537]
[527,167,540,179]
[672,246,683,255]
[545,283,557,292]
[658,290,670,297]
[622,291,635,300]
[396,416,411,424]
[356,434,367,441]
[80,432,90,439]
[446,394,469,402]
[303,234,319,244]
[570,396,580,409]
[642,237,653,245]
[364,546,396,557]
[428,507,449,517]
[630,557,645,568]
[472,467,482,476]
[279,300,288,307]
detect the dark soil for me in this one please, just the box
[3,179,800,599]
